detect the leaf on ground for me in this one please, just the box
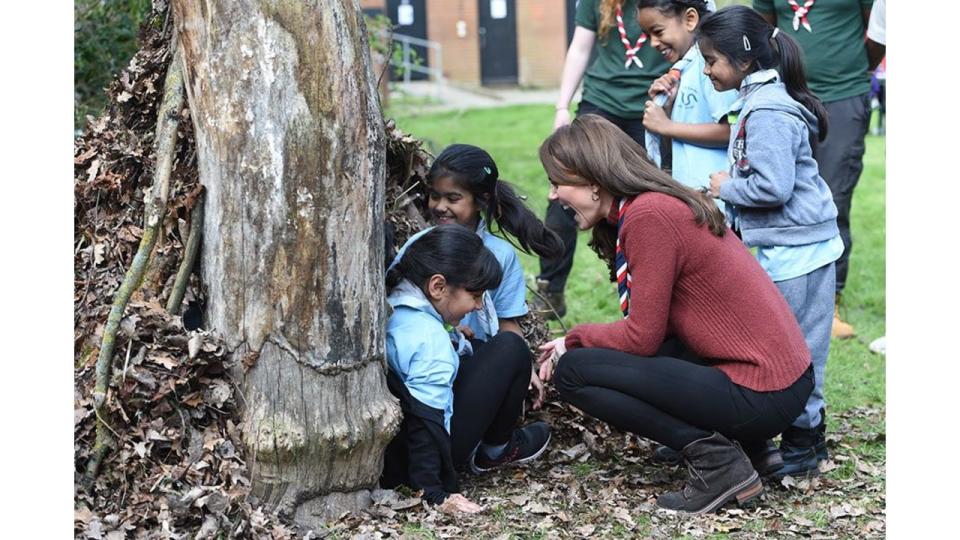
[611,507,636,529]
[150,353,179,370]
[390,497,421,511]
[525,501,553,515]
[575,525,596,537]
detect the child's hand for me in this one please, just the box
[648,72,679,99]
[529,365,546,410]
[439,493,483,514]
[709,171,730,198]
[536,337,568,382]
[456,325,475,339]
[642,101,672,136]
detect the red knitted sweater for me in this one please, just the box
[565,192,811,392]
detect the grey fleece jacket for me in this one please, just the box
[720,81,839,247]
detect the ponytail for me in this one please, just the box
[770,30,828,141]
[429,144,563,260]
[698,5,828,141]
[490,181,564,259]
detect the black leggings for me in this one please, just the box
[555,346,813,452]
[450,332,531,469]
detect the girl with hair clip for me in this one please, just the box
[638,0,737,208]
[380,225,551,514]
[391,145,561,472]
[698,5,842,480]
[535,114,814,514]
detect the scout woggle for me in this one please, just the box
[788,0,815,32]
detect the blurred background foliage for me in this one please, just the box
[75,0,152,131]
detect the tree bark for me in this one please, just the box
[172,0,401,526]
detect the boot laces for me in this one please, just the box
[681,458,710,497]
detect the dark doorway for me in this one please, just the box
[566,0,578,46]
[386,0,429,81]
[478,0,519,85]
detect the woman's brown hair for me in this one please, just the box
[538,114,726,279]
[597,0,624,42]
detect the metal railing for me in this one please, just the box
[390,33,445,87]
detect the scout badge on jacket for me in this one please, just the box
[732,114,752,177]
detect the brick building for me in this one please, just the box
[360,0,577,87]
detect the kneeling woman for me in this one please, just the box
[536,115,813,515]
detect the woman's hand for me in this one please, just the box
[709,171,730,198]
[456,325,475,340]
[439,493,483,514]
[642,101,673,136]
[554,107,572,130]
[648,72,679,99]
[536,337,568,382]
[529,365,546,410]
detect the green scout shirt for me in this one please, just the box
[753,0,874,103]
[577,0,670,119]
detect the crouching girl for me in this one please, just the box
[380,225,551,514]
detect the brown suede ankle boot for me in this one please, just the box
[656,432,764,515]
[831,294,855,339]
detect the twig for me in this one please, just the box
[526,283,569,333]
[85,41,185,489]
[121,339,132,383]
[166,191,204,314]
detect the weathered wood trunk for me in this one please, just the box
[172,0,402,526]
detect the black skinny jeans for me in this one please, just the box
[555,345,813,452]
[449,331,531,469]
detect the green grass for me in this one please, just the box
[389,103,885,431]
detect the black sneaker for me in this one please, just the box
[469,421,551,474]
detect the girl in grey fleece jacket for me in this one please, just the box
[697,5,842,480]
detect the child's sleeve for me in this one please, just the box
[491,248,529,320]
[702,77,739,123]
[405,415,455,505]
[718,111,805,208]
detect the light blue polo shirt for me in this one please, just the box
[386,279,460,432]
[757,235,844,283]
[670,44,738,208]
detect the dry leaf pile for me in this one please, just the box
[74,3,880,539]
[73,4,302,538]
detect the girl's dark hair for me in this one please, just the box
[539,114,726,280]
[386,224,503,294]
[697,5,828,141]
[428,144,563,259]
[637,0,709,18]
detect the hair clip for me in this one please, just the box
[742,35,752,51]
[483,166,492,175]
[771,28,780,39]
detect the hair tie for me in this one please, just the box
[742,35,752,51]
[771,27,780,39]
